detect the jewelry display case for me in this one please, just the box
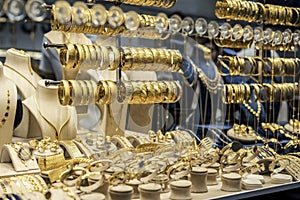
[0,0,299,199]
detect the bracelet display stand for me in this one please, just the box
[109,185,133,200]
[190,167,208,193]
[44,31,93,80]
[126,71,157,134]
[138,183,161,200]
[207,168,218,186]
[0,144,40,177]
[169,180,192,200]
[96,70,128,136]
[221,173,242,192]
[126,179,142,199]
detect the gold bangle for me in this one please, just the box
[86,160,112,172]
[59,165,86,187]
[106,46,120,70]
[111,135,133,149]
[69,80,81,106]
[121,47,133,70]
[88,45,97,63]
[59,43,77,69]
[58,80,71,106]
[78,80,88,105]
[166,161,190,180]
[82,44,91,63]
[74,44,85,70]
[143,48,155,71]
[96,81,109,104]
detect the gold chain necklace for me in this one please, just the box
[34,96,71,140]
[0,90,10,127]
[4,64,37,89]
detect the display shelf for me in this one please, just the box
[159,176,300,200]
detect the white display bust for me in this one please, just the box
[4,48,41,99]
[15,80,77,140]
[0,62,17,153]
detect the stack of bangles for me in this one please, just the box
[58,80,182,106]
[58,43,183,72]
[121,47,182,71]
[218,56,259,75]
[263,83,297,102]
[223,83,298,104]
[218,56,299,76]
[214,37,252,49]
[58,80,98,106]
[50,1,169,35]
[215,0,300,26]
[263,58,299,76]
[59,43,121,70]
[223,84,251,104]
[117,80,182,104]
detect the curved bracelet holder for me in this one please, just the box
[0,144,40,177]
[59,140,84,159]
[72,139,93,158]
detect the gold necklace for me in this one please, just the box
[0,90,10,127]
[243,101,262,120]
[4,64,37,89]
[34,96,71,140]
[188,58,220,94]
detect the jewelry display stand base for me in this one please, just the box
[227,128,258,143]
[159,176,300,200]
[284,124,300,134]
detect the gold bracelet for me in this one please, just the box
[59,165,86,187]
[38,153,66,171]
[59,140,83,158]
[69,80,81,106]
[59,43,77,69]
[58,80,71,106]
[75,172,105,193]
